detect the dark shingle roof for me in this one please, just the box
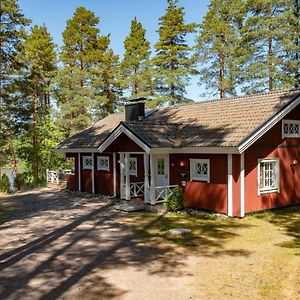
[57,89,300,150]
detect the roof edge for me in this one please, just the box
[238,93,300,153]
[98,122,151,153]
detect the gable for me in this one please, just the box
[104,133,144,153]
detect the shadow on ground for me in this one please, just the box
[260,206,300,254]
[0,189,251,299]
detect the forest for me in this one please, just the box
[0,0,299,189]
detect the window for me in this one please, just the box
[282,120,300,138]
[157,158,165,175]
[83,156,93,170]
[190,159,210,182]
[258,158,280,194]
[97,156,109,171]
[129,157,137,176]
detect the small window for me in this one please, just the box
[258,158,280,195]
[157,158,165,175]
[97,156,109,171]
[190,159,210,182]
[129,157,137,176]
[282,120,300,138]
[83,156,93,170]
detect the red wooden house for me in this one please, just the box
[57,89,300,217]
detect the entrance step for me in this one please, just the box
[114,204,146,212]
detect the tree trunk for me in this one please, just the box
[170,82,175,105]
[32,93,39,183]
[268,36,273,91]
[219,50,225,99]
[295,0,300,87]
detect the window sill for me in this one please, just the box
[190,179,210,183]
[259,188,279,195]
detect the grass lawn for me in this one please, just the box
[120,207,300,299]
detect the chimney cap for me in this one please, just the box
[127,97,146,103]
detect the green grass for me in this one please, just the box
[120,206,300,299]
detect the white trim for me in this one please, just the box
[56,148,99,153]
[82,155,93,170]
[125,153,130,200]
[98,124,150,153]
[238,95,300,153]
[257,157,280,195]
[150,147,239,155]
[282,119,300,138]
[150,154,156,205]
[97,156,110,171]
[113,153,117,197]
[78,153,81,192]
[240,153,245,217]
[120,153,125,199]
[129,157,137,176]
[144,153,150,204]
[227,154,233,217]
[92,153,95,194]
[189,159,210,183]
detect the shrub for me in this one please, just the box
[0,174,11,193]
[164,187,184,212]
[14,173,25,190]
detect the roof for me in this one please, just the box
[57,88,300,150]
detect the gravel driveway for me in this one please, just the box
[0,188,197,300]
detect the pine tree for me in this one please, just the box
[153,0,196,105]
[15,25,56,182]
[0,0,30,167]
[241,0,298,93]
[57,7,109,136]
[93,43,123,118]
[195,0,246,98]
[121,18,152,98]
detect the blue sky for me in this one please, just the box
[18,0,212,101]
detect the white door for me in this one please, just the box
[154,155,169,187]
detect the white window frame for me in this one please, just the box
[82,155,93,170]
[190,159,210,183]
[97,156,110,172]
[257,158,280,195]
[129,157,137,176]
[282,119,300,138]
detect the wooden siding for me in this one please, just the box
[105,133,144,153]
[170,154,228,214]
[244,103,300,213]
[94,153,114,195]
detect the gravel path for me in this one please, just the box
[0,188,198,300]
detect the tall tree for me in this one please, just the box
[241,0,298,93]
[93,42,123,118]
[121,17,152,98]
[195,0,246,98]
[57,7,109,136]
[15,25,56,182]
[0,0,29,167]
[153,0,196,105]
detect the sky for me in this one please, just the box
[18,0,212,101]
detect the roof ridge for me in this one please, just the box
[151,88,300,111]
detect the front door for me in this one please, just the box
[154,155,169,187]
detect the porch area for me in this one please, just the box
[118,152,178,205]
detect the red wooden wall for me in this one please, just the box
[169,153,228,214]
[244,104,300,213]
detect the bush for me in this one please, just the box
[0,174,11,193]
[164,187,184,212]
[14,173,25,190]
